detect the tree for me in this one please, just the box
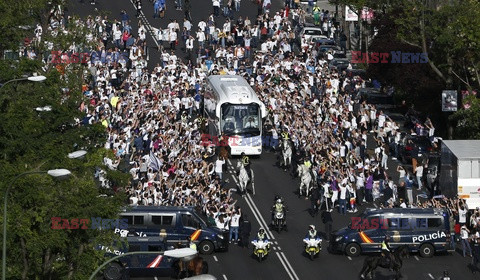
[449,92,480,139]
[0,0,65,53]
[0,39,128,280]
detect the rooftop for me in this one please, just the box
[442,140,480,160]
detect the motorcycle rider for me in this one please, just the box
[305,225,320,240]
[381,235,395,271]
[254,228,270,250]
[240,152,252,181]
[271,197,287,225]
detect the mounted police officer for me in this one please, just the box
[381,235,394,271]
[241,152,251,181]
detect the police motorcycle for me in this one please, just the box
[271,196,288,233]
[303,225,322,260]
[252,229,271,262]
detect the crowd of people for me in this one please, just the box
[23,1,479,258]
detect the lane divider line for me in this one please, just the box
[223,274,228,280]
[227,159,300,280]
[276,252,295,280]
[213,255,218,262]
[428,273,434,279]
[414,255,419,261]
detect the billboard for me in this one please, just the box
[442,90,457,112]
[345,6,358,21]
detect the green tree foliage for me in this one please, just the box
[0,20,129,280]
[0,0,65,52]
[449,93,480,139]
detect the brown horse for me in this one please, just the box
[187,256,208,276]
[219,146,229,160]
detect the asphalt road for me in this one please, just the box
[68,1,474,280]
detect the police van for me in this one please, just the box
[329,208,452,258]
[116,206,229,255]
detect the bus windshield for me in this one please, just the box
[220,103,260,136]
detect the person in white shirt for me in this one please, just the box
[229,208,241,243]
[215,156,225,180]
[338,183,347,215]
[415,165,423,190]
[460,225,472,257]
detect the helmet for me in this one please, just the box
[309,225,315,231]
[276,199,282,204]
[385,235,390,240]
[241,152,245,156]
[259,228,265,234]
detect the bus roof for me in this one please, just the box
[364,208,448,216]
[121,205,196,213]
[207,75,263,106]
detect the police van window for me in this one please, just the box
[182,214,199,228]
[427,218,442,228]
[152,215,162,225]
[387,218,409,230]
[134,216,144,225]
[123,215,133,225]
[163,215,174,226]
[129,244,141,252]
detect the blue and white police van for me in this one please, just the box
[329,208,452,257]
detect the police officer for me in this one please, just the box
[255,228,270,250]
[187,236,197,251]
[281,130,289,142]
[305,225,319,239]
[381,235,394,271]
[241,152,251,181]
[271,197,287,225]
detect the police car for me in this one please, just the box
[329,208,452,258]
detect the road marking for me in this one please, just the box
[128,0,160,49]
[227,159,300,280]
[273,247,277,250]
[213,255,218,262]
[223,274,228,280]
[428,273,434,279]
[414,255,419,261]
[154,277,158,280]
[276,252,296,280]
[277,247,281,250]
[347,256,352,260]
[274,241,278,245]
[373,202,378,208]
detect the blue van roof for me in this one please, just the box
[364,208,447,216]
[121,206,196,213]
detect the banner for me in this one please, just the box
[442,90,457,112]
[345,6,358,21]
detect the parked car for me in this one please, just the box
[354,88,395,110]
[296,26,327,47]
[317,45,346,58]
[328,58,350,72]
[398,135,433,164]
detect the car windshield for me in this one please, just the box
[304,29,323,36]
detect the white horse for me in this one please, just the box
[280,140,292,171]
[297,164,312,198]
[236,161,255,196]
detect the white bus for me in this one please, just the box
[203,75,267,155]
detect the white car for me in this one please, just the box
[298,27,327,47]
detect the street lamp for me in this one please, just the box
[0,75,46,89]
[2,169,71,280]
[68,150,87,159]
